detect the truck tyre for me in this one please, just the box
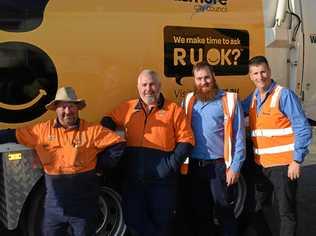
[213,175,247,226]
[20,182,45,236]
[96,186,126,236]
[20,184,126,236]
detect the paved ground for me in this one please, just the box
[290,128,316,236]
[296,154,316,236]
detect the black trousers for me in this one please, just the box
[188,159,238,236]
[254,165,297,236]
[42,205,97,236]
[122,179,177,236]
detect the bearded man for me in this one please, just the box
[182,62,246,236]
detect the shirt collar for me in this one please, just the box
[53,118,81,130]
[216,90,226,99]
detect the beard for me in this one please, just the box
[142,95,156,105]
[194,82,219,102]
[57,115,78,129]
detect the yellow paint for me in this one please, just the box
[0,0,264,128]
[0,89,47,110]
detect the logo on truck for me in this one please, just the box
[310,34,316,44]
[164,26,249,84]
[174,0,229,13]
[0,0,57,123]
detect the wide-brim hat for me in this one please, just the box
[45,86,86,110]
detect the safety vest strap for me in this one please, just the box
[184,92,194,114]
[180,92,194,175]
[225,92,237,118]
[254,143,294,155]
[270,85,283,108]
[250,85,283,109]
[222,92,237,169]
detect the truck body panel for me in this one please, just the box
[0,0,264,127]
[0,0,315,234]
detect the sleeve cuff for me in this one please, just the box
[230,161,242,173]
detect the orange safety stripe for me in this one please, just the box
[16,119,124,175]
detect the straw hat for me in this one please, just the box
[45,86,86,110]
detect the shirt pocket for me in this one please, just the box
[62,144,83,168]
[68,142,94,168]
[35,142,60,166]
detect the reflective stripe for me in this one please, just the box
[251,93,256,109]
[254,143,294,155]
[226,92,236,117]
[183,157,189,164]
[270,85,283,108]
[184,92,194,114]
[225,136,232,168]
[250,85,283,109]
[251,127,293,137]
[223,92,236,168]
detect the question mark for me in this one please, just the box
[231,49,241,65]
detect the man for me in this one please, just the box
[0,86,126,236]
[101,69,194,236]
[182,62,245,236]
[242,55,312,236]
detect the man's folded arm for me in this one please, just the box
[101,116,117,131]
[97,141,126,169]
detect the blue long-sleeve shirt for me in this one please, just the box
[191,90,246,173]
[242,81,312,163]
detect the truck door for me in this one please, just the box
[300,0,316,122]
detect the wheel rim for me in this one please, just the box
[96,187,126,236]
[96,195,108,234]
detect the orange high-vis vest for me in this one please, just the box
[249,85,295,167]
[181,91,238,173]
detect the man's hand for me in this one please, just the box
[226,168,240,186]
[288,161,301,180]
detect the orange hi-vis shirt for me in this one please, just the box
[109,98,194,151]
[16,119,125,175]
[249,85,295,167]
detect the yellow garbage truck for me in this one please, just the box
[0,0,314,235]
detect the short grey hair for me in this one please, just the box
[137,69,161,86]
